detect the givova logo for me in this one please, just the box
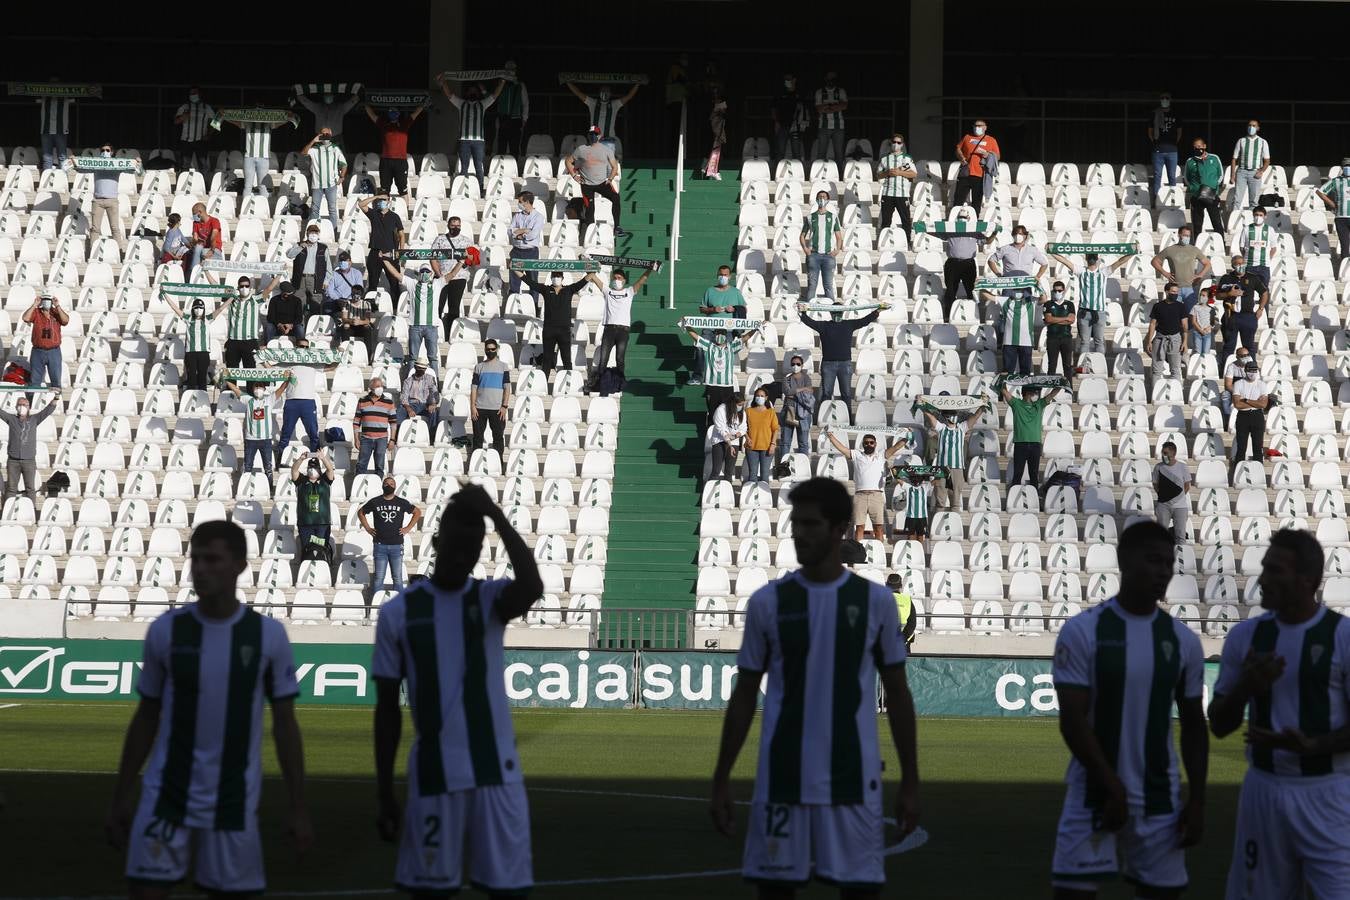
[0,646,65,693]
[0,646,143,695]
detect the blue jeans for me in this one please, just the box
[309,185,339,231]
[458,139,486,189]
[28,347,62,388]
[41,134,69,172]
[408,325,438,368]
[279,399,320,452]
[746,449,771,482]
[1234,312,1259,351]
[397,400,439,439]
[244,156,268,196]
[1002,344,1033,375]
[1151,147,1178,200]
[372,542,405,593]
[243,439,275,483]
[1077,309,1105,354]
[1179,286,1197,314]
[1191,330,1213,356]
[819,360,854,409]
[355,436,387,474]
[805,253,837,300]
[779,408,813,458]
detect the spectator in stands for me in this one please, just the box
[1185,137,1225,236]
[1049,250,1128,354]
[432,217,472,323]
[895,470,933,549]
[302,129,346,233]
[1189,285,1218,359]
[795,300,886,421]
[223,376,287,493]
[1150,224,1212,313]
[1315,159,1350,268]
[471,340,510,460]
[1217,253,1267,359]
[566,81,640,158]
[996,290,1038,376]
[566,126,628,237]
[1147,92,1182,207]
[771,74,809,164]
[163,294,223,391]
[1145,284,1188,379]
[825,427,909,543]
[339,289,378,361]
[0,394,55,505]
[291,450,335,562]
[1153,441,1191,544]
[778,354,815,461]
[693,265,746,383]
[665,54,690,146]
[173,88,213,172]
[743,388,779,484]
[398,354,440,438]
[287,223,334,318]
[926,402,986,512]
[508,192,544,298]
[187,202,222,280]
[955,119,999,210]
[1041,282,1076,386]
[683,325,752,414]
[812,72,849,163]
[365,103,426,198]
[277,361,332,462]
[988,225,1048,293]
[296,87,359,150]
[800,190,842,301]
[493,61,529,159]
[1230,360,1269,484]
[437,75,506,195]
[885,573,917,646]
[353,376,395,475]
[1218,346,1253,420]
[219,276,271,368]
[84,143,130,255]
[584,267,653,393]
[359,193,406,308]
[1001,380,1061,488]
[360,476,422,596]
[266,282,306,346]
[159,213,188,271]
[1229,119,1271,212]
[23,292,68,389]
[877,133,916,236]
[936,207,993,323]
[323,250,363,317]
[1233,204,1275,287]
[37,89,73,172]
[702,86,728,181]
[514,266,585,378]
[221,114,285,198]
[707,393,745,482]
[398,265,444,368]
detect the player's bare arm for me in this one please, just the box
[453,483,543,620]
[373,677,403,843]
[710,668,764,837]
[1175,694,1208,848]
[271,697,314,858]
[1208,649,1285,738]
[1057,686,1127,830]
[880,664,920,836]
[106,697,162,850]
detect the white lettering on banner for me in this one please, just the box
[538,663,572,703]
[62,661,121,695]
[294,663,369,698]
[571,651,591,709]
[995,673,1059,712]
[505,662,533,700]
[681,665,715,702]
[595,663,629,703]
[642,663,674,701]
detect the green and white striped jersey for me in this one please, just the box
[402,276,443,327]
[1000,296,1037,346]
[372,578,526,794]
[241,123,272,159]
[244,395,275,441]
[226,297,263,342]
[182,312,211,353]
[1241,222,1275,266]
[1215,607,1350,778]
[1076,267,1108,312]
[934,422,968,468]
[694,335,744,388]
[1319,176,1350,218]
[738,570,906,805]
[1052,598,1204,814]
[904,481,931,519]
[814,86,848,130]
[136,605,298,828]
[307,142,347,189]
[877,152,914,199]
[801,211,837,254]
[1231,135,1270,171]
[452,96,496,142]
[584,96,625,137]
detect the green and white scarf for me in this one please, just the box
[891,464,948,481]
[992,373,1070,397]
[365,89,430,108]
[1046,242,1137,255]
[680,316,761,331]
[911,394,986,422]
[516,258,599,272]
[0,384,58,392]
[221,368,290,383]
[8,82,101,98]
[441,70,512,82]
[557,72,649,85]
[256,347,345,366]
[977,275,1041,293]
[69,156,141,174]
[210,107,299,130]
[801,301,882,313]
[292,82,361,98]
[588,253,662,271]
[401,248,465,261]
[912,219,998,237]
[202,258,289,277]
[160,283,236,299]
[832,425,914,442]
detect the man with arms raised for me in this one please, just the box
[1051,520,1207,899]
[710,476,919,898]
[1209,529,1350,900]
[373,483,543,898]
[107,521,312,898]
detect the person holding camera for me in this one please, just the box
[302,128,347,233]
[291,450,335,564]
[23,291,69,389]
[359,193,406,310]
[1185,137,1225,237]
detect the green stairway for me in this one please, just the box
[598,164,742,646]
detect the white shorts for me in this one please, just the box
[396,782,533,896]
[1051,796,1186,892]
[125,793,264,893]
[742,790,885,890]
[1225,768,1350,900]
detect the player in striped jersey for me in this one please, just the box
[438,74,507,194]
[1050,520,1208,899]
[108,521,312,896]
[223,116,287,198]
[1049,251,1130,354]
[1209,529,1350,899]
[302,128,347,232]
[711,476,918,895]
[373,483,543,897]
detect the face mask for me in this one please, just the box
[1163,453,1174,464]
[1052,291,1065,301]
[375,201,387,212]
[1245,372,1258,382]
[863,444,876,455]
[586,133,599,144]
[40,299,52,311]
[308,470,320,481]
[448,226,461,236]
[338,261,350,271]
[17,406,28,418]
[1013,234,1026,244]
[1166,294,1179,303]
[1248,125,1258,136]
[551,277,564,288]
[1236,264,1246,274]
[973,125,986,136]
[783,80,793,89]
[419,271,433,284]
[485,347,498,358]
[324,94,335,104]
[892,141,903,151]
[611,280,624,290]
[717,275,729,286]
[1253,215,1265,225]
[383,483,396,495]
[1193,147,1205,157]
[753,397,766,406]
[189,94,200,104]
[253,388,265,398]
[238,286,251,298]
[193,308,205,318]
[816,198,828,207]
[598,91,610,101]
[1179,235,1191,246]
[387,111,399,122]
[101,150,111,158]
[414,366,426,376]
[517,203,527,214]
[192,213,203,223]
[791,363,802,373]
[307,232,319,243]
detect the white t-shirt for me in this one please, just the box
[601,287,634,327]
[852,449,886,491]
[286,366,320,402]
[1152,460,1191,504]
[1232,376,1269,403]
[431,233,471,282]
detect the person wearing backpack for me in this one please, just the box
[291,450,335,563]
[1153,441,1192,544]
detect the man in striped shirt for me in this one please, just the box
[493,61,529,159]
[566,81,641,159]
[224,375,288,492]
[223,115,287,197]
[711,476,918,892]
[354,376,395,474]
[219,276,273,368]
[173,87,214,172]
[302,129,347,232]
[373,483,543,897]
[1050,250,1130,354]
[1210,529,1350,900]
[401,266,445,369]
[1229,120,1271,212]
[799,191,842,301]
[108,521,312,894]
[876,133,916,236]
[1233,205,1276,288]
[437,75,507,195]
[37,94,73,171]
[895,471,934,547]
[923,400,988,512]
[683,325,754,414]
[1316,159,1350,268]
[811,72,849,164]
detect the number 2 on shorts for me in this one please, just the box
[765,804,790,838]
[423,814,441,848]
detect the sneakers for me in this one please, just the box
[614,226,629,237]
[708,172,722,180]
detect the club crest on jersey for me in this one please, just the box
[1312,644,1325,666]
[1160,640,1174,664]
[846,605,860,628]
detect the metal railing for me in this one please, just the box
[668,99,686,310]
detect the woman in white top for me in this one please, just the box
[707,393,746,482]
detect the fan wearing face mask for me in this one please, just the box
[159,212,189,269]
[0,395,56,505]
[779,355,816,460]
[430,216,471,327]
[1184,137,1225,237]
[1147,92,1182,206]
[683,324,755,415]
[360,478,422,596]
[163,292,226,390]
[173,87,215,171]
[1216,253,1268,368]
[1229,119,1271,212]
[692,265,746,384]
[322,249,364,318]
[398,265,446,367]
[877,133,916,237]
[363,99,427,198]
[437,73,507,194]
[1234,204,1275,287]
[771,74,809,164]
[286,223,335,319]
[470,341,511,459]
[352,377,395,475]
[79,142,135,255]
[1000,379,1063,489]
[220,112,286,198]
[1315,160,1350,269]
[1041,282,1077,387]
[565,126,626,235]
[360,193,407,308]
[566,79,640,162]
[507,192,544,298]
[1152,441,1192,544]
[223,376,288,492]
[800,191,843,303]
[935,206,995,322]
[1050,249,1131,354]
[294,84,360,148]
[955,119,1000,209]
[741,389,780,484]
[301,128,347,234]
[825,427,911,543]
[583,267,654,393]
[186,202,222,280]
[511,265,586,378]
[23,292,68,389]
[988,227,1048,376]
[1230,361,1270,481]
[218,276,273,368]
[290,450,335,563]
[1150,224,1212,313]
[811,71,849,164]
[493,61,529,159]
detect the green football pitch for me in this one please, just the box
[1,702,1251,899]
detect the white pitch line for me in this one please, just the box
[0,703,20,710]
